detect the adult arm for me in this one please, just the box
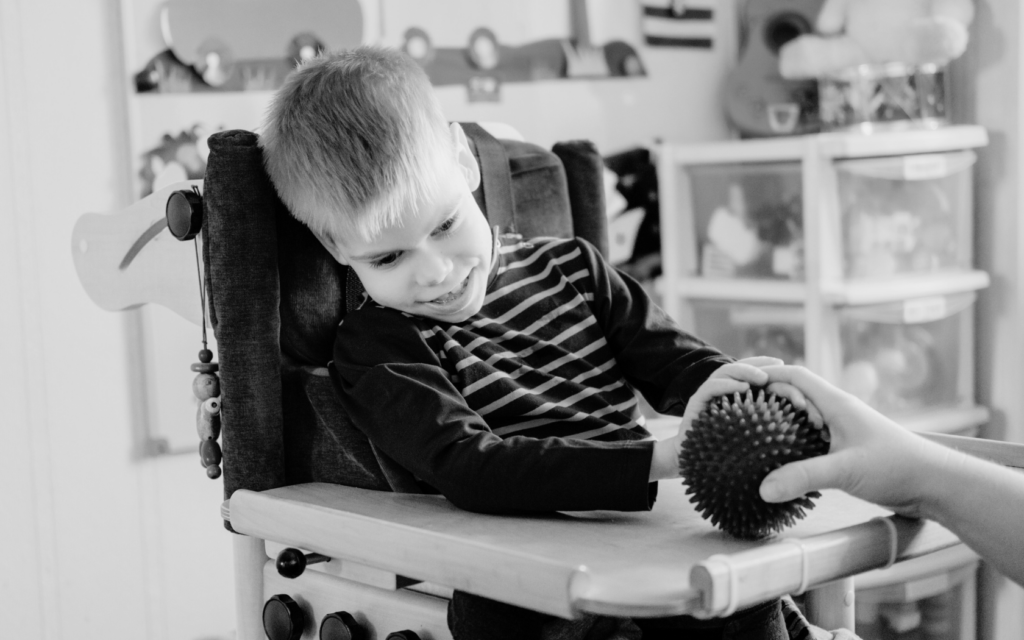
[759,365,1024,587]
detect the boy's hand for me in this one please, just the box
[650,356,810,481]
[756,365,950,517]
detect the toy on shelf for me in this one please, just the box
[839,152,973,278]
[778,0,975,80]
[818,62,948,132]
[840,315,952,415]
[667,132,982,286]
[679,387,831,540]
[689,297,968,418]
[722,0,824,137]
[691,165,805,281]
[777,0,975,131]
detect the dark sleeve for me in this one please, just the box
[573,238,733,415]
[333,307,657,513]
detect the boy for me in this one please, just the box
[260,46,804,640]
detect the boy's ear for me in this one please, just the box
[312,230,349,265]
[450,122,481,192]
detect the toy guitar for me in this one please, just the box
[723,0,823,137]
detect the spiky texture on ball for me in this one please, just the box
[679,387,831,540]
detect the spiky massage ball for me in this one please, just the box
[679,387,831,540]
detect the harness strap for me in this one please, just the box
[460,122,516,235]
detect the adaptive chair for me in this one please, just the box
[74,124,973,640]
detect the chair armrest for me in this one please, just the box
[227,481,961,620]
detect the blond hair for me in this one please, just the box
[260,46,454,242]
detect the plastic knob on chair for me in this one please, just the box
[166,188,203,241]
[385,632,421,640]
[276,547,330,579]
[263,594,305,640]
[320,611,364,640]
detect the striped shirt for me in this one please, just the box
[332,237,728,513]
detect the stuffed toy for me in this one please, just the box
[779,0,975,79]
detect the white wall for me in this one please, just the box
[0,1,234,638]
[951,1,1024,638]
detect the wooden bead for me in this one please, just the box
[206,465,222,479]
[203,397,221,416]
[198,349,213,363]
[200,439,222,467]
[197,404,221,440]
[191,362,219,373]
[193,373,220,400]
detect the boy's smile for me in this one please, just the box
[340,188,492,323]
[317,123,493,324]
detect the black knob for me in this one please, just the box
[320,611,364,640]
[276,547,330,579]
[166,188,203,241]
[386,632,421,640]
[263,594,305,640]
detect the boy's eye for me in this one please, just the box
[370,252,401,269]
[433,213,459,237]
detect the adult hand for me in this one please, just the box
[757,365,951,518]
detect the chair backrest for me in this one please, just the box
[201,127,609,513]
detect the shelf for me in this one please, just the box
[663,270,990,307]
[817,125,989,160]
[821,271,991,306]
[665,278,806,303]
[659,136,807,165]
[660,125,989,166]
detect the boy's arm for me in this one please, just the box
[575,238,731,414]
[333,308,657,513]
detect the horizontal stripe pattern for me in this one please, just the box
[421,237,647,443]
[642,0,716,48]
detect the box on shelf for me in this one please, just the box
[689,293,976,418]
[682,149,976,282]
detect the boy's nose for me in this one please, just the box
[415,251,454,286]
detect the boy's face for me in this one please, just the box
[319,123,493,324]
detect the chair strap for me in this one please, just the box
[460,122,516,235]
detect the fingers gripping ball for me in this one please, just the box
[679,387,831,540]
